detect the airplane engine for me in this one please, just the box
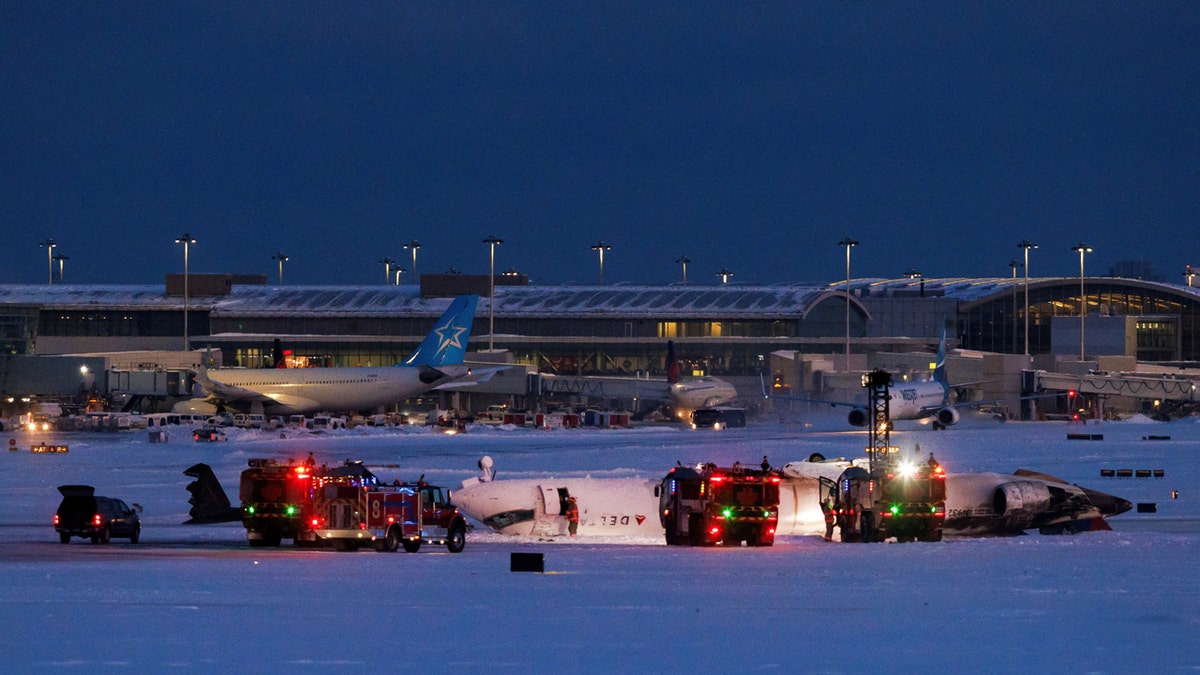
[992,481,1053,526]
[935,406,960,427]
[847,408,869,427]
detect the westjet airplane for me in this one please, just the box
[174,295,488,416]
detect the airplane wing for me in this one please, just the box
[196,368,276,404]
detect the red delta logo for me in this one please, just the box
[636,515,646,525]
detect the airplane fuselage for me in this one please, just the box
[887,380,950,420]
[198,364,469,415]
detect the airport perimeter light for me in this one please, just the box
[716,268,734,284]
[591,241,611,285]
[675,256,691,285]
[483,235,503,351]
[379,257,396,285]
[838,237,859,360]
[1018,239,1037,356]
[272,253,288,285]
[1072,242,1093,362]
[175,233,196,351]
[39,239,56,284]
[404,241,421,285]
[53,253,69,284]
[1009,259,1023,353]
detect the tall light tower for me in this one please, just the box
[1018,239,1037,356]
[175,233,196,351]
[838,237,859,360]
[39,239,56,284]
[379,257,396,284]
[591,241,611,285]
[483,235,503,351]
[716,268,733,284]
[404,240,421,285]
[272,252,288,285]
[1009,259,1022,353]
[675,256,691,285]
[53,253,69,284]
[1185,265,1196,288]
[1072,242,1093,362]
[394,266,405,286]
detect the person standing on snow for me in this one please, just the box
[565,496,580,536]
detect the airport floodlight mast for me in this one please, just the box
[1072,242,1093,362]
[272,252,288,285]
[591,241,611,285]
[675,255,691,285]
[483,235,503,351]
[394,267,405,286]
[903,269,922,279]
[379,257,396,284]
[716,268,733,284]
[1018,239,1037,356]
[404,240,421,284]
[39,238,56,284]
[1009,259,1023,353]
[175,233,196,351]
[53,253,69,284]
[1185,265,1196,288]
[838,237,859,359]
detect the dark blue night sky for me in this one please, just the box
[3,3,1197,286]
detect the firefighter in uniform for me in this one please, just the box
[565,496,580,536]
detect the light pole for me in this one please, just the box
[483,235,503,351]
[404,240,421,285]
[1072,242,1092,362]
[1009,260,1022,353]
[838,237,859,360]
[1018,239,1037,356]
[53,253,69,284]
[591,242,611,285]
[175,233,196,351]
[272,253,288,285]
[379,257,396,284]
[1185,265,1196,288]
[394,267,405,286]
[716,268,733,284]
[39,239,56,284]
[675,256,691,285]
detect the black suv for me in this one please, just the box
[54,485,142,544]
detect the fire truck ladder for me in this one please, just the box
[863,368,894,473]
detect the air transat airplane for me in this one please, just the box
[454,455,1131,539]
[174,295,490,416]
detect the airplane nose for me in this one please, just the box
[1084,487,1133,516]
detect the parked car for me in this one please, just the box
[54,485,142,544]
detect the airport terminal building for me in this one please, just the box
[2,273,1199,416]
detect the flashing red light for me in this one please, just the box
[1068,390,1077,398]
[53,514,59,526]
[770,476,781,483]
[93,514,102,526]
[709,526,721,535]
[359,522,367,530]
[387,516,395,524]
[311,518,319,527]
[710,475,726,482]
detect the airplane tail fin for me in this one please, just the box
[182,463,242,524]
[403,295,479,367]
[933,324,948,384]
[666,340,681,384]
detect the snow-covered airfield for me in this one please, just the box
[2,413,1198,671]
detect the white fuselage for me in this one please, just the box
[201,364,469,415]
[886,380,950,420]
[669,377,739,420]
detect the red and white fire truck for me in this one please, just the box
[312,476,468,553]
[658,462,781,546]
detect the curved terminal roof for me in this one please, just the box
[833,277,1200,308]
[0,283,858,319]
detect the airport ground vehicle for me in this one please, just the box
[54,485,142,544]
[689,406,746,430]
[658,462,780,546]
[193,426,227,442]
[237,458,324,546]
[819,369,947,543]
[313,478,468,553]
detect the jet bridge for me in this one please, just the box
[1029,369,1199,418]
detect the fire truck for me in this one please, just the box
[819,369,947,543]
[658,462,781,546]
[238,458,324,547]
[312,477,468,553]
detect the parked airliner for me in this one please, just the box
[174,295,489,416]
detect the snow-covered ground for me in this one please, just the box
[2,414,1198,671]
